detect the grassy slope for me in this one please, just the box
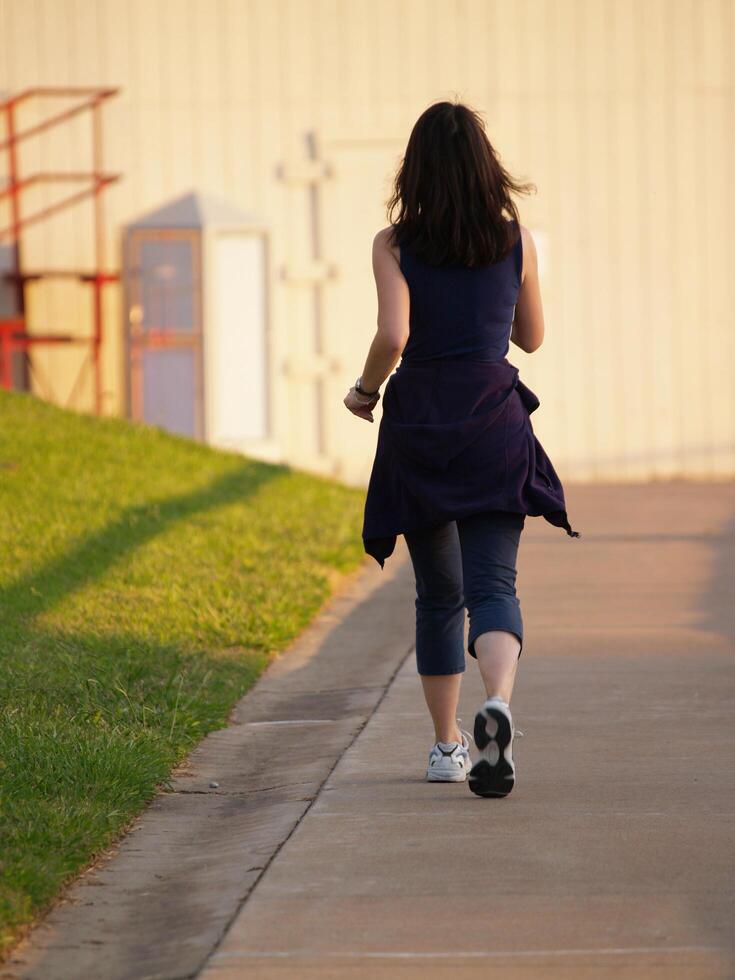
[0,390,366,955]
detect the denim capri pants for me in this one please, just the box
[404,509,525,675]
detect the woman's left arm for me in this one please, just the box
[344,228,410,422]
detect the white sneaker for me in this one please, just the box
[426,730,472,782]
[468,696,517,798]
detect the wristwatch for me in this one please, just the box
[355,375,380,398]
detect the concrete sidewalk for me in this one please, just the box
[203,480,735,980]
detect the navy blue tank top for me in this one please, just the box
[398,219,523,363]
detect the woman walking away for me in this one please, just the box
[343,99,581,799]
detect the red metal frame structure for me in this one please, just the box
[0,87,120,412]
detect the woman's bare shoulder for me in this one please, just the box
[514,223,541,286]
[373,225,400,263]
[517,223,536,252]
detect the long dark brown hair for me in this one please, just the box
[386,99,536,268]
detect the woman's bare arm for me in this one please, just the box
[359,228,410,392]
[510,225,545,354]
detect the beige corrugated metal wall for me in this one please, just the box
[0,0,733,483]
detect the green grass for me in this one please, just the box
[0,389,366,956]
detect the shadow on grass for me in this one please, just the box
[1,459,287,625]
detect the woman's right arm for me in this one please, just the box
[510,225,545,354]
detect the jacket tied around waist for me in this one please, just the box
[362,357,581,568]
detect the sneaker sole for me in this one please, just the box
[468,703,515,798]
[426,768,467,782]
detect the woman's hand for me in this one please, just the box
[344,386,380,422]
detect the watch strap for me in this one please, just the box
[355,376,380,398]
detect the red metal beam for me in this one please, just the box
[91,98,106,411]
[0,88,119,151]
[7,335,95,346]
[0,176,120,241]
[0,87,118,105]
[0,173,122,200]
[0,320,25,388]
[4,270,120,283]
[4,101,25,322]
